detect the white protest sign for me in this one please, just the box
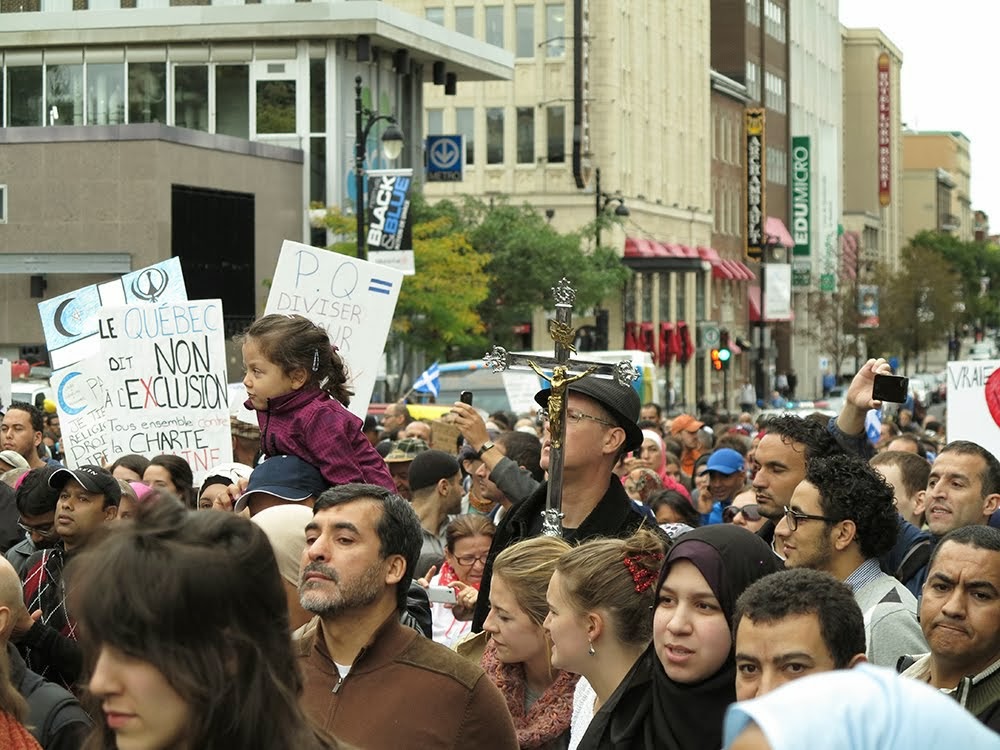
[502,370,543,415]
[265,240,404,418]
[946,360,1000,459]
[0,360,10,412]
[54,300,233,481]
[38,258,188,371]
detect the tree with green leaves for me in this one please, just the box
[864,243,960,373]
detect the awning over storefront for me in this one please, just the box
[696,246,756,282]
[764,217,795,248]
[623,237,705,271]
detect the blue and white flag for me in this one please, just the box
[412,362,440,397]
[865,408,882,446]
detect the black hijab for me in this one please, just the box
[578,525,782,750]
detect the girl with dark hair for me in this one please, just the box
[576,525,782,750]
[68,498,343,750]
[109,454,150,484]
[142,455,195,509]
[648,489,701,528]
[239,314,394,490]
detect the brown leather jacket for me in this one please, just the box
[295,614,519,750]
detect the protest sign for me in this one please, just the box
[0,360,10,411]
[38,258,188,371]
[946,360,1000,459]
[265,240,404,418]
[54,300,233,480]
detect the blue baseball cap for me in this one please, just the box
[234,455,327,513]
[699,448,744,476]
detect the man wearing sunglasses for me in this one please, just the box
[774,454,926,668]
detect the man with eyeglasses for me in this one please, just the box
[471,376,662,631]
[5,468,61,577]
[773,454,926,667]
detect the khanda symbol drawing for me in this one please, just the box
[131,267,170,303]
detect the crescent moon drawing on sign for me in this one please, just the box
[53,298,78,338]
[57,371,86,416]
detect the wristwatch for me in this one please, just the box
[477,441,496,459]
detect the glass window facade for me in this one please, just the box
[173,64,208,131]
[546,106,565,163]
[426,108,443,135]
[456,106,475,165]
[515,5,534,58]
[256,79,295,134]
[516,106,533,164]
[87,62,124,125]
[128,62,166,124]
[485,6,504,47]
[455,6,474,36]
[425,7,444,25]
[8,67,43,127]
[46,64,83,125]
[216,65,248,138]
[545,4,565,57]
[486,107,504,164]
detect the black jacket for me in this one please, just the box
[472,476,661,631]
[8,643,91,750]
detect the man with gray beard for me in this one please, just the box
[293,483,517,750]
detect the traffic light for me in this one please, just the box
[711,348,723,371]
[718,329,732,370]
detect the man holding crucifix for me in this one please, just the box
[470,279,662,631]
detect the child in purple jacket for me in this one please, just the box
[240,314,394,492]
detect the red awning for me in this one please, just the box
[712,261,736,280]
[734,260,757,281]
[765,217,795,248]
[623,237,662,258]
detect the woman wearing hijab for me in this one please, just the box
[723,664,999,749]
[577,525,782,750]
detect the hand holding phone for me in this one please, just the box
[872,373,909,403]
[426,585,458,604]
[460,391,474,406]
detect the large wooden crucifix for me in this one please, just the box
[483,278,638,537]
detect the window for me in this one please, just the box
[764,71,786,114]
[0,185,7,224]
[88,63,125,125]
[486,107,504,164]
[516,107,534,163]
[456,107,475,165]
[425,7,444,25]
[455,6,474,36]
[46,65,83,126]
[485,6,504,47]
[173,65,208,130]
[426,108,443,135]
[515,5,534,58]
[309,58,325,133]
[216,65,249,138]
[767,146,787,185]
[128,62,166,124]
[745,61,760,101]
[256,79,296,134]
[764,0,785,41]
[546,106,565,163]
[747,0,760,25]
[8,66,43,127]
[545,4,565,57]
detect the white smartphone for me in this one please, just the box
[426,585,458,604]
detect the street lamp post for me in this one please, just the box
[594,167,629,247]
[354,75,404,260]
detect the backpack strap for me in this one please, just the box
[894,539,933,586]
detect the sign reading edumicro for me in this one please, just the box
[791,136,810,257]
[366,168,413,254]
[877,53,891,207]
[745,108,766,261]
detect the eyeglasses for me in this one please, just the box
[454,553,489,567]
[541,409,616,429]
[782,506,840,532]
[723,504,762,523]
[17,520,57,539]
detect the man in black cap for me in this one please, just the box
[407,450,463,579]
[472,377,657,630]
[14,465,120,690]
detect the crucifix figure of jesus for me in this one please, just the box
[483,278,637,536]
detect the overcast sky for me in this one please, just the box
[839,0,1000,228]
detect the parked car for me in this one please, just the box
[968,342,998,361]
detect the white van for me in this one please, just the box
[434,350,660,415]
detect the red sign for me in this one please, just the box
[877,52,891,207]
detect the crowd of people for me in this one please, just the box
[0,312,997,748]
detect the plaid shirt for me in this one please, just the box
[20,547,76,686]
